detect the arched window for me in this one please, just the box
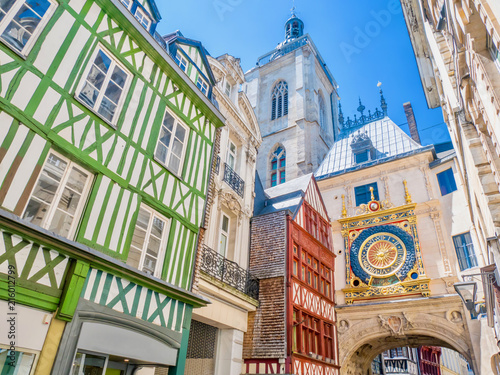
[270,146,286,187]
[271,81,288,120]
[318,94,326,130]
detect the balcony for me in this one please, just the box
[223,162,245,198]
[200,244,259,300]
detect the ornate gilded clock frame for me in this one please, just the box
[339,200,430,304]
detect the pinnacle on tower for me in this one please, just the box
[380,89,388,116]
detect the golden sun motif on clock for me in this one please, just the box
[367,241,398,269]
[357,232,407,278]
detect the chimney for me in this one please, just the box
[403,102,421,144]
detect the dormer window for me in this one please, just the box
[197,76,208,95]
[134,7,151,31]
[225,81,231,97]
[120,0,132,9]
[175,52,188,72]
[350,131,375,164]
[355,150,369,164]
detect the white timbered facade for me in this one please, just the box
[0,0,223,374]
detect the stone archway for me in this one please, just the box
[336,295,476,375]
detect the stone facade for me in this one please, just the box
[315,102,494,373]
[244,16,339,189]
[186,53,262,375]
[400,2,500,372]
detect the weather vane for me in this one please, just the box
[291,0,296,15]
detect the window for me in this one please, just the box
[0,0,56,55]
[453,232,478,271]
[197,76,208,95]
[270,146,286,187]
[175,51,188,72]
[77,47,130,124]
[127,205,169,277]
[134,7,151,30]
[225,81,231,97]
[437,168,457,196]
[218,214,230,256]
[155,110,189,176]
[71,352,108,375]
[23,152,93,240]
[355,150,369,164]
[488,33,500,71]
[318,94,326,130]
[271,81,288,120]
[120,0,132,9]
[227,140,236,170]
[324,323,334,360]
[0,347,37,374]
[354,182,378,206]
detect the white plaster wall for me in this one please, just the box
[0,300,51,351]
[214,329,244,375]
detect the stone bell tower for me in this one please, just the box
[244,9,340,188]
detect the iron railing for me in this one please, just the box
[200,245,259,300]
[223,163,245,197]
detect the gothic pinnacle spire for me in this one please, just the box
[380,88,388,116]
[357,97,365,116]
[339,102,344,126]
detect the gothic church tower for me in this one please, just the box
[244,11,339,188]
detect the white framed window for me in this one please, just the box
[22,151,93,240]
[488,33,500,72]
[127,205,170,277]
[76,46,131,125]
[227,140,236,170]
[0,0,57,55]
[196,76,208,95]
[0,345,39,374]
[154,109,189,176]
[225,81,231,97]
[71,351,109,375]
[175,51,188,73]
[218,214,230,257]
[120,0,132,9]
[134,7,151,31]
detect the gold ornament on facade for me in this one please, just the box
[341,194,347,218]
[403,180,413,204]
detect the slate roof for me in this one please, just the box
[254,173,313,216]
[315,116,434,180]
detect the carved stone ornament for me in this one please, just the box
[218,190,242,214]
[338,320,350,334]
[447,310,463,323]
[378,313,414,336]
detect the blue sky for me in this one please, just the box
[156,0,450,146]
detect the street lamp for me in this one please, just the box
[454,281,478,316]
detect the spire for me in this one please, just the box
[284,4,304,42]
[357,97,365,116]
[338,102,344,126]
[380,88,388,116]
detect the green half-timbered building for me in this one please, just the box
[0,0,224,373]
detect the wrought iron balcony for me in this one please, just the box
[200,245,259,300]
[223,163,245,197]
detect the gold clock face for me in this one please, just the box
[358,232,406,277]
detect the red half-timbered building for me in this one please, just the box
[243,174,340,375]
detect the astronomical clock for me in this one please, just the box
[340,182,429,304]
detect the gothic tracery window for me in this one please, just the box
[270,146,286,187]
[271,81,288,120]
